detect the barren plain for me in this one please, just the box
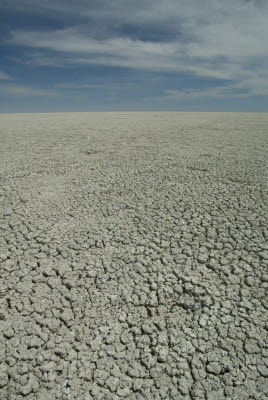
[0,112,267,399]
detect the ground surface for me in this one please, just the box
[0,112,267,400]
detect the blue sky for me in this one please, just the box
[1,0,268,112]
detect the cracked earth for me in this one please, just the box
[0,112,267,399]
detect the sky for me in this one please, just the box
[1,0,268,112]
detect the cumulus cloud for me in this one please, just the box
[5,0,268,97]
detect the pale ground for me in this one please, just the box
[0,112,267,399]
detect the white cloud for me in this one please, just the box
[0,84,59,97]
[0,70,12,80]
[10,29,176,57]
[54,82,106,89]
[6,0,268,97]
[163,86,248,100]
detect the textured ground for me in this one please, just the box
[0,112,267,400]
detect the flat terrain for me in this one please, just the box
[0,112,267,400]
